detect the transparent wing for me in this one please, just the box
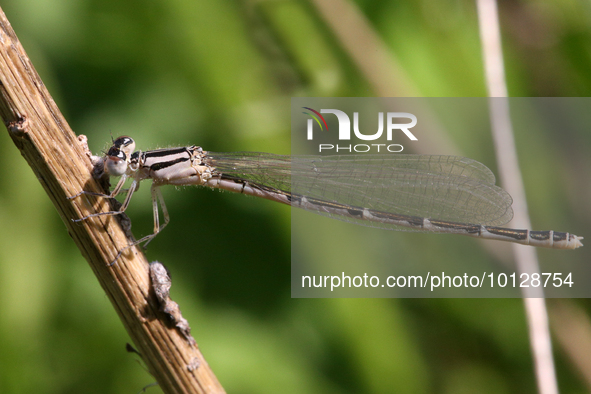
[205,153,514,227]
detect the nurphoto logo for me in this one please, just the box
[302,107,418,153]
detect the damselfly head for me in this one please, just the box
[112,136,136,156]
[105,147,128,176]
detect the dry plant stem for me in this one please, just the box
[0,7,224,394]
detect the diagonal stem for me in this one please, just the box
[0,6,224,394]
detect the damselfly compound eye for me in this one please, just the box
[112,136,136,155]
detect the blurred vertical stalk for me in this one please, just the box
[476,1,558,394]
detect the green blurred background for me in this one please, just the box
[0,0,590,393]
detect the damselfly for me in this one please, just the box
[71,136,583,262]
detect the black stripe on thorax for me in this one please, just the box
[150,156,190,171]
[144,146,191,158]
